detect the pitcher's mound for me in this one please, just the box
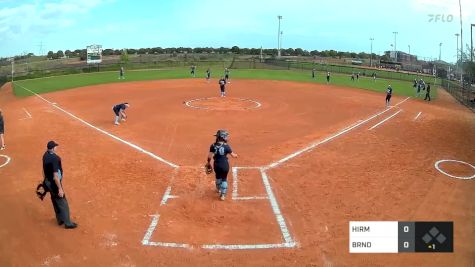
[184,97,262,111]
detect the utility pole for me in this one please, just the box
[277,15,282,58]
[370,38,374,67]
[393,31,398,62]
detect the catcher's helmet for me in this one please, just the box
[214,130,229,141]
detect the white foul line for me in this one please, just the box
[22,108,32,119]
[368,110,402,130]
[414,112,422,121]
[15,83,178,169]
[266,97,410,169]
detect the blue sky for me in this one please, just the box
[1,0,474,63]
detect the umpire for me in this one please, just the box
[43,141,77,229]
[424,83,431,101]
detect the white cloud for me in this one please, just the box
[0,0,110,40]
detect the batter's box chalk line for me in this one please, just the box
[142,167,296,250]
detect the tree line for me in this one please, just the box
[37,46,380,61]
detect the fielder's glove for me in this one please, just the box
[205,163,213,175]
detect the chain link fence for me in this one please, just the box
[440,79,475,111]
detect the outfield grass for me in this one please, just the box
[12,68,435,98]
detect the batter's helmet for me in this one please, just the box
[214,130,229,141]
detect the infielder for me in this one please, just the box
[218,77,226,97]
[205,130,238,201]
[386,85,393,107]
[112,102,129,125]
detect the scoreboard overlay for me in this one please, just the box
[349,221,453,253]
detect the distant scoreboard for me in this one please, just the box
[349,221,453,253]
[86,44,102,64]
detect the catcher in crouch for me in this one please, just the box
[205,130,238,200]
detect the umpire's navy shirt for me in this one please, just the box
[43,151,63,192]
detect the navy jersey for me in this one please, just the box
[386,87,393,95]
[113,103,127,112]
[210,143,232,164]
[219,79,226,87]
[43,151,63,193]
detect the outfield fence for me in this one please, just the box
[231,59,435,84]
[0,56,439,83]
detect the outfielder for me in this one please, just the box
[206,68,211,83]
[119,67,125,80]
[224,68,230,83]
[190,65,196,77]
[112,102,129,125]
[205,130,238,201]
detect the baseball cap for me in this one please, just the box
[47,141,59,149]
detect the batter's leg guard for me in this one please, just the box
[220,181,228,196]
[215,179,222,192]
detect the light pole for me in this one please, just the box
[393,31,398,62]
[455,33,460,79]
[408,45,411,55]
[370,38,374,67]
[280,30,283,54]
[277,15,282,58]
[7,57,14,83]
[458,0,463,82]
[439,43,443,61]
[471,24,474,62]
